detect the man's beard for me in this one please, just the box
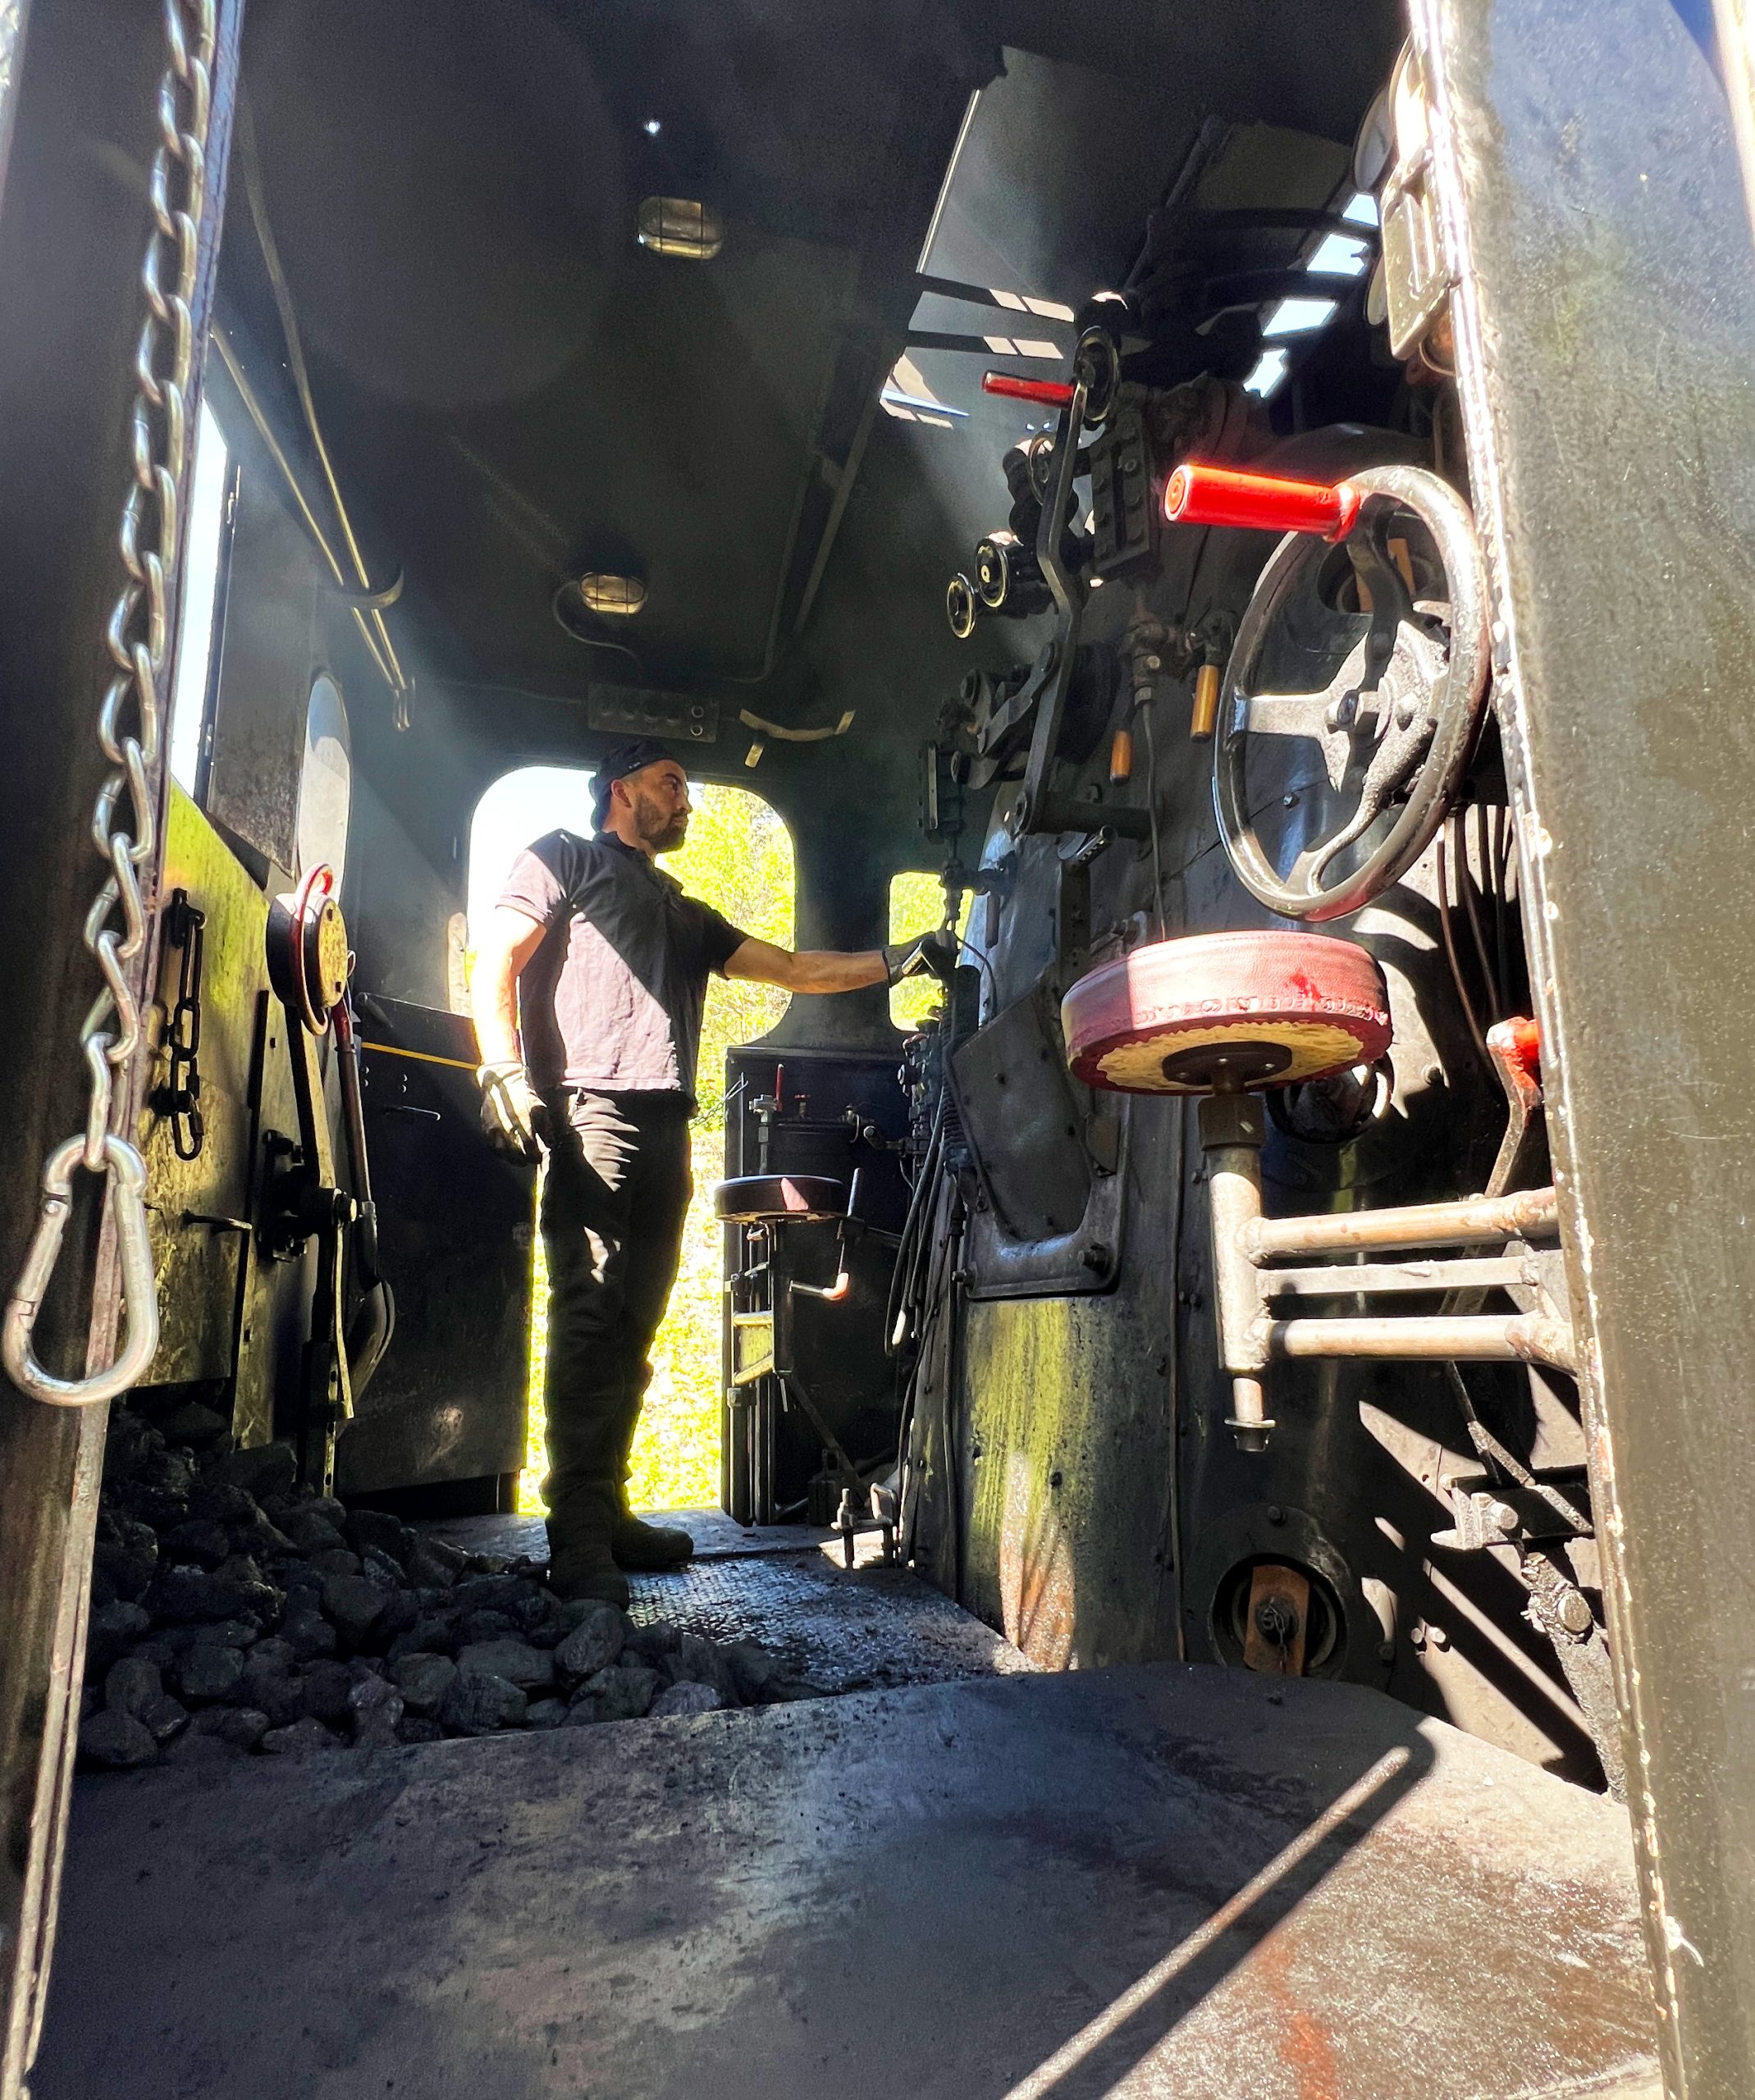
[641,807,688,853]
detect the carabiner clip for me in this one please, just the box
[2,1134,160,1407]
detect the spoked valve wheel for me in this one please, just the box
[1210,463,1490,921]
[1062,931,1393,1095]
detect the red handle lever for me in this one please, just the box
[1163,462,1362,541]
[981,372,1076,408]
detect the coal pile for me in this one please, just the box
[79,1406,812,1773]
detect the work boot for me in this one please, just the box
[611,1509,695,1570]
[545,1495,629,1608]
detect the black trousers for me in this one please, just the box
[538,1090,693,1525]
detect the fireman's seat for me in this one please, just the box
[1062,930,1393,1096]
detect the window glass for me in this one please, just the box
[167,399,231,797]
[295,673,351,888]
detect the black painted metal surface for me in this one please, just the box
[35,1665,1656,2100]
[722,1044,911,1518]
[1424,1,1755,2088]
[335,997,534,1497]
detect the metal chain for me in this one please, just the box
[2,0,217,1408]
[160,888,207,1160]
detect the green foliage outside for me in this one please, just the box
[888,869,968,1029]
[519,787,796,1516]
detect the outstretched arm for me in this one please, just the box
[724,937,888,995]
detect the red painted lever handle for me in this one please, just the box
[981,372,1076,407]
[1163,462,1362,541]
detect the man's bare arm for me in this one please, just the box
[471,905,547,1066]
[723,938,887,995]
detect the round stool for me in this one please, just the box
[1062,930,1392,1095]
[712,1175,848,1225]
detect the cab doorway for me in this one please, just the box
[467,768,796,1517]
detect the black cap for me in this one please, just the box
[591,736,672,827]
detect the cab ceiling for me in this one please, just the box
[227,0,1397,728]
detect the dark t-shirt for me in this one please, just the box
[497,830,748,1102]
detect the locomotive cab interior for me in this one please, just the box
[5,2,1753,2095]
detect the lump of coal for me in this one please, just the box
[78,1710,158,1770]
[299,1659,356,1727]
[281,1605,339,1662]
[173,1644,246,1704]
[261,1718,342,1757]
[153,1560,279,1626]
[570,1664,660,1723]
[392,1653,457,1718]
[526,1699,567,1730]
[722,1641,784,1704]
[554,1605,626,1687]
[186,1477,256,1525]
[670,1635,739,1705]
[103,1657,164,1720]
[345,1509,415,1566]
[438,1670,528,1736]
[137,1692,190,1745]
[240,1643,305,1728]
[85,1601,151,1678]
[623,1621,680,1662]
[649,1681,723,1719]
[159,1400,229,1446]
[404,1541,464,1590]
[207,1440,298,1503]
[321,1573,390,1644]
[455,1640,554,1694]
[93,1517,158,1602]
[192,1705,270,1752]
[281,1509,349,1557]
[158,1518,232,1571]
[349,1673,404,1747]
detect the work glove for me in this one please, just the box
[477,1061,546,1161]
[882,928,958,986]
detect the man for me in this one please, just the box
[473,737,953,1605]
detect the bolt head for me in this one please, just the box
[1492,1501,1522,1536]
[1558,1590,1593,1635]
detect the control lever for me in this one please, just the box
[263,864,394,1490]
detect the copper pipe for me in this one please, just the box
[1248,1185,1557,1259]
[1270,1312,1577,1375]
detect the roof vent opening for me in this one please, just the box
[636,196,724,260]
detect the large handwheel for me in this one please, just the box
[1063,931,1392,1095]
[266,863,350,1034]
[1213,463,1490,921]
[713,1176,848,1224]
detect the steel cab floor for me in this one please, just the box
[419,1509,1036,1696]
[37,1664,1656,2100]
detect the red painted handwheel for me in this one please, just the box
[1063,931,1392,1094]
[266,863,350,1034]
[713,1176,848,1224]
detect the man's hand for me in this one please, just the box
[478,1061,546,1161]
[882,928,958,986]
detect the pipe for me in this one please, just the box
[1270,1312,1577,1374]
[1248,1185,1558,1259]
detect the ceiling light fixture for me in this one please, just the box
[636,196,724,260]
[578,573,647,616]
